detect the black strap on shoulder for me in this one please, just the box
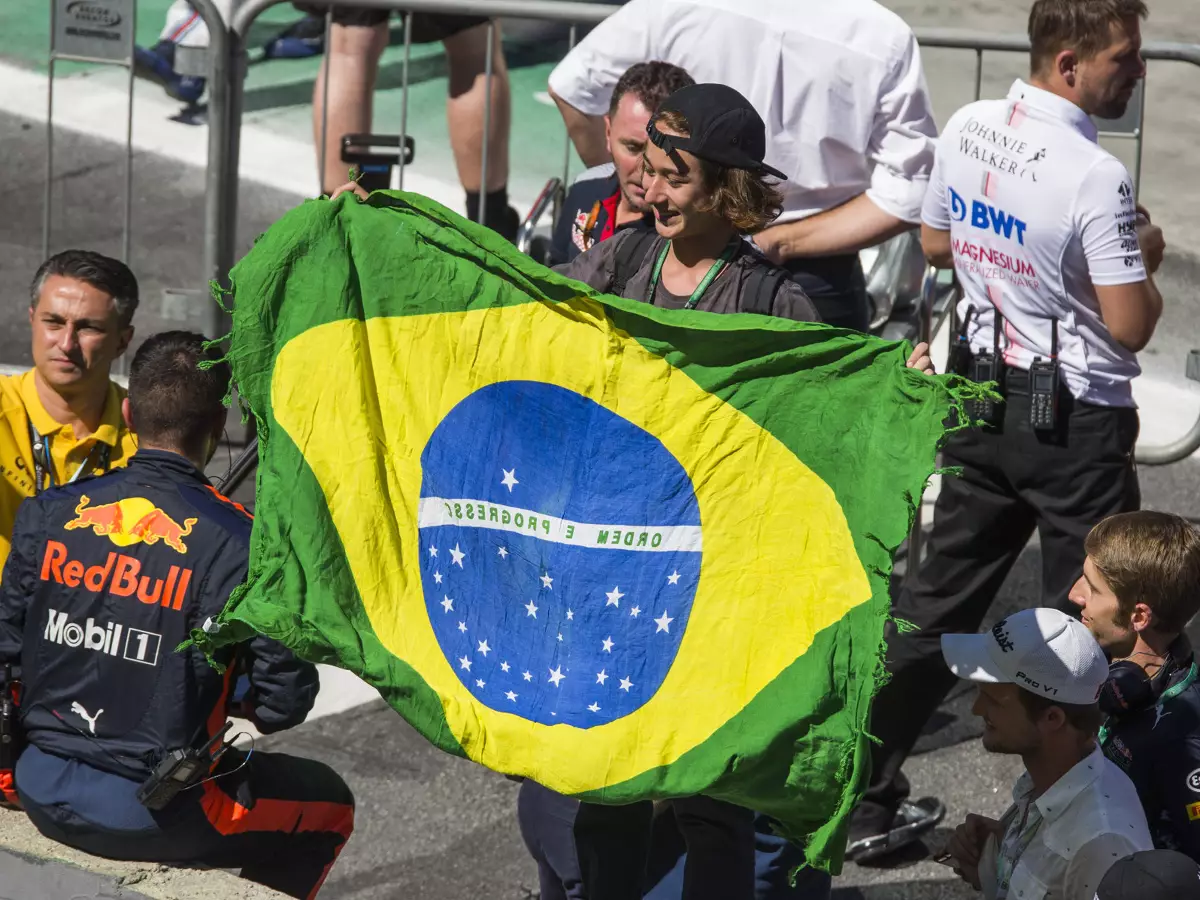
[611,230,661,297]
[740,260,790,317]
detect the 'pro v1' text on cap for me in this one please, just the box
[940,608,1108,706]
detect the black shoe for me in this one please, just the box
[844,797,945,863]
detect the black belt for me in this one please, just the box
[1003,366,1032,394]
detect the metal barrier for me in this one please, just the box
[197,4,1200,463]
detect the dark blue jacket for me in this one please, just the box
[1103,645,1200,862]
[549,166,653,266]
[0,450,317,782]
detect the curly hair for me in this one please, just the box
[654,110,783,234]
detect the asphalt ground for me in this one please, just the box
[4,1,1200,897]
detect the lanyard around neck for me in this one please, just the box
[645,238,740,310]
[29,422,112,495]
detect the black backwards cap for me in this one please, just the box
[647,83,787,181]
[1096,850,1200,900]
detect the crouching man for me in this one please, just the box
[0,331,354,899]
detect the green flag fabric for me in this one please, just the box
[197,191,972,871]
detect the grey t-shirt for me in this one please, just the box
[554,230,821,323]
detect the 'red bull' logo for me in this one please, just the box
[40,540,192,611]
[65,495,197,555]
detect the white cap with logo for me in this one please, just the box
[940,608,1109,706]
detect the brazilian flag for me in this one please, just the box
[196,191,970,871]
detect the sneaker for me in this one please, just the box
[133,41,206,105]
[844,797,946,863]
[262,16,326,60]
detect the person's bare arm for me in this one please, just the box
[1095,278,1163,352]
[549,87,609,169]
[920,224,954,270]
[754,194,914,263]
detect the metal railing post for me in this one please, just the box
[973,48,983,101]
[319,9,333,192]
[191,0,235,339]
[398,10,414,189]
[561,23,577,194]
[43,54,55,261]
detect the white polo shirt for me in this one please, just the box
[547,0,937,224]
[978,746,1151,900]
[922,80,1147,407]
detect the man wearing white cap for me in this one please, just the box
[939,608,1151,900]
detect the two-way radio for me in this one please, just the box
[0,664,22,774]
[1029,320,1060,431]
[966,312,1004,426]
[947,307,975,377]
[137,722,234,811]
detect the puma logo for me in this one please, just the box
[70,701,103,734]
[1154,705,1171,730]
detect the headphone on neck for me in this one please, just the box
[1098,650,1177,716]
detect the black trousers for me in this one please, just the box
[858,383,1140,825]
[570,796,755,900]
[19,748,354,900]
[518,779,586,900]
[781,254,870,333]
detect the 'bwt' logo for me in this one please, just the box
[948,187,1028,246]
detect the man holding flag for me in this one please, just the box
[328,82,937,899]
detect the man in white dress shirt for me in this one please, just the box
[547,0,938,331]
[940,608,1151,900]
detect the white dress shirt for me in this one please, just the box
[922,80,1147,407]
[978,746,1151,900]
[548,0,937,224]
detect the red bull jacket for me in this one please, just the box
[0,449,318,782]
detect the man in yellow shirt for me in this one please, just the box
[0,250,140,570]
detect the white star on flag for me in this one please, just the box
[668,570,681,585]
[476,679,485,688]
[501,661,511,673]
[557,633,563,642]
[449,544,466,568]
[588,703,601,712]
[440,596,453,613]
[540,573,553,589]
[433,571,443,585]
[506,691,518,702]
[602,636,614,653]
[522,670,533,682]
[605,586,624,607]
[596,670,608,685]
[548,666,565,687]
[566,609,574,620]
[477,640,491,657]
[457,621,467,633]
[525,600,538,618]
[629,606,641,618]
[497,546,508,559]
[459,656,471,671]
[501,468,519,492]
[428,546,438,558]
[619,677,634,692]
[655,612,674,634]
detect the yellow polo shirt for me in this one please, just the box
[0,370,138,574]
